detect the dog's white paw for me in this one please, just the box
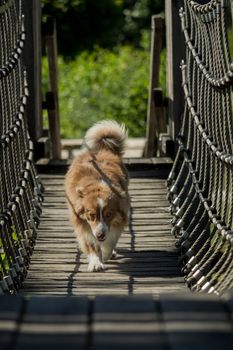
[111,249,117,259]
[88,254,105,272]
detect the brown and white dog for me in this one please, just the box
[65,120,129,272]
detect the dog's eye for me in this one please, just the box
[88,213,96,222]
[105,211,112,219]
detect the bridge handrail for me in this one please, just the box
[0,0,43,294]
[168,0,233,295]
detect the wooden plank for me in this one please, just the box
[0,296,24,350]
[40,175,167,182]
[160,294,233,350]
[22,272,183,284]
[14,297,89,350]
[93,296,166,350]
[40,182,167,188]
[41,200,169,208]
[223,294,233,326]
[26,264,181,273]
[37,223,172,230]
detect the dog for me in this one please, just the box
[65,120,129,272]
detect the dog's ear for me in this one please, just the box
[75,205,85,219]
[77,206,84,215]
[76,186,84,198]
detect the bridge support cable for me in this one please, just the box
[0,0,43,294]
[167,0,233,294]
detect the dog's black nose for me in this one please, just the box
[97,232,106,241]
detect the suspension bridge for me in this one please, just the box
[1,0,233,349]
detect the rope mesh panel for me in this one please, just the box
[168,0,233,295]
[0,0,43,294]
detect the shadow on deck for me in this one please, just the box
[21,159,186,297]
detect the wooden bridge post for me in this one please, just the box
[23,0,43,143]
[145,15,165,157]
[165,0,185,143]
[45,17,62,160]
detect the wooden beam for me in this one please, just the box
[160,293,233,350]
[23,0,43,142]
[45,17,61,160]
[145,15,165,157]
[0,296,24,350]
[1,295,233,349]
[165,0,185,141]
[14,297,90,350]
[153,88,167,156]
[93,296,165,350]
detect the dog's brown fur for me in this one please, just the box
[65,120,129,271]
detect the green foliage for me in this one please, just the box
[11,225,18,242]
[121,0,164,46]
[0,225,19,275]
[42,45,150,138]
[41,0,165,138]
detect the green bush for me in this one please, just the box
[42,45,151,138]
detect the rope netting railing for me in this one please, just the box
[0,0,43,294]
[167,0,233,295]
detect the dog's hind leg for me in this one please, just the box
[101,228,122,262]
[101,241,118,262]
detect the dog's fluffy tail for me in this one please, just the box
[84,120,127,156]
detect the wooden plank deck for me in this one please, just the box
[1,294,233,350]
[2,166,233,349]
[21,168,187,297]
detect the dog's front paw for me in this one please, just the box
[88,254,105,272]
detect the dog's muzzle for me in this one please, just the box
[93,222,108,242]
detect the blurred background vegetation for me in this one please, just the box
[42,0,165,138]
